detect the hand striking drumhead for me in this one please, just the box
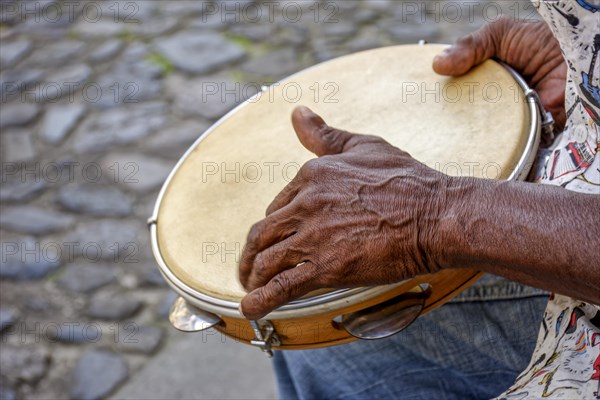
[154,44,529,302]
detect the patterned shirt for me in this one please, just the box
[498,1,600,399]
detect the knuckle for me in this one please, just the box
[265,198,281,216]
[247,223,263,247]
[252,253,269,280]
[301,158,322,178]
[254,289,268,307]
[293,191,314,212]
[270,274,292,300]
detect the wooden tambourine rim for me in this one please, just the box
[148,45,541,323]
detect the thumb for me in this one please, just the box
[291,106,358,157]
[432,17,510,76]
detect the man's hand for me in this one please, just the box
[238,106,449,320]
[433,17,567,132]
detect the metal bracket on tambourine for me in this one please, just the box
[168,296,222,332]
[525,88,555,139]
[497,62,555,140]
[249,320,280,357]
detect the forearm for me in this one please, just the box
[434,177,600,304]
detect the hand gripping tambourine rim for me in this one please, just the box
[148,43,552,353]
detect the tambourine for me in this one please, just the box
[149,44,551,355]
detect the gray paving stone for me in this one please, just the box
[353,8,380,23]
[57,263,116,293]
[120,43,163,79]
[162,0,207,16]
[380,20,441,43]
[155,31,246,74]
[0,346,50,385]
[25,297,51,313]
[25,40,85,67]
[116,325,164,355]
[62,219,141,261]
[0,308,18,333]
[125,0,162,21]
[70,349,128,400]
[0,206,75,235]
[100,153,173,193]
[0,129,37,163]
[266,25,309,47]
[241,48,300,79]
[313,38,346,63]
[21,8,72,34]
[0,235,61,280]
[87,291,143,320]
[188,13,230,30]
[140,268,167,288]
[72,102,167,153]
[0,386,16,400]
[166,74,247,120]
[146,120,209,159]
[57,182,133,217]
[0,40,32,68]
[43,64,91,101]
[322,21,359,43]
[347,28,388,52]
[71,18,126,38]
[131,16,178,37]
[40,104,85,144]
[365,0,396,12]
[230,23,276,41]
[0,103,40,128]
[45,322,103,344]
[88,39,124,63]
[0,2,18,24]
[155,290,177,318]
[334,0,360,12]
[93,44,163,108]
[0,178,46,203]
[0,255,60,281]
[0,69,44,100]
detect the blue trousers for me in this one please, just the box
[273,275,548,400]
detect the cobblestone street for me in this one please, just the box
[0,1,534,399]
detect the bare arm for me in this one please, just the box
[436,177,600,304]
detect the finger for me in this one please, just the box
[239,206,302,286]
[240,261,319,320]
[292,106,383,156]
[432,17,510,76]
[265,174,302,216]
[245,235,309,292]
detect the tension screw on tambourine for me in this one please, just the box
[525,88,555,138]
[249,320,280,357]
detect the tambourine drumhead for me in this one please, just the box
[154,44,530,306]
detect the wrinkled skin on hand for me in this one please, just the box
[433,17,567,133]
[238,107,448,320]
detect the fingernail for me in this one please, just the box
[433,49,451,63]
[238,303,246,319]
[297,105,312,118]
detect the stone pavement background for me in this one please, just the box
[0,1,535,399]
